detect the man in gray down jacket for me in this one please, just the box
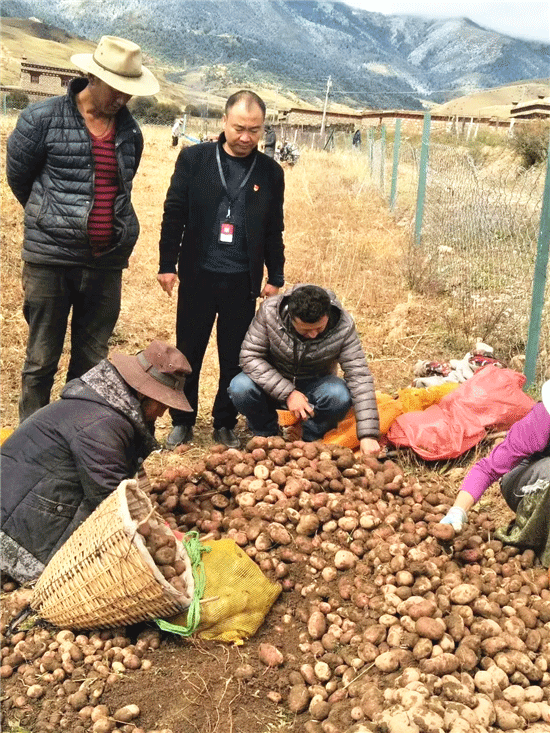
[0,340,191,585]
[6,36,159,423]
[229,285,380,457]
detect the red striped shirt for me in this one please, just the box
[88,126,117,255]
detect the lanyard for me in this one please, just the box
[216,145,257,217]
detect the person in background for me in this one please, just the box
[0,341,191,585]
[228,284,380,458]
[440,381,550,532]
[352,129,361,149]
[263,123,277,158]
[172,117,184,146]
[6,36,159,423]
[157,90,285,450]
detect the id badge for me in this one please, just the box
[219,220,234,244]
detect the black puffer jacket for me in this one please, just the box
[6,77,143,269]
[239,285,380,439]
[0,362,155,581]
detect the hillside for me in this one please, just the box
[433,79,550,120]
[2,0,549,109]
[0,17,321,115]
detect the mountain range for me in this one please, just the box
[2,0,549,109]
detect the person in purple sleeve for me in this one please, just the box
[441,380,550,531]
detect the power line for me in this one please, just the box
[288,85,526,96]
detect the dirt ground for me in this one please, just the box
[0,120,531,733]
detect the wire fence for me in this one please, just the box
[364,118,550,390]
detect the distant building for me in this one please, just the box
[21,60,78,99]
[510,95,550,119]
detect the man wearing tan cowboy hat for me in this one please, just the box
[0,340,191,585]
[6,36,159,424]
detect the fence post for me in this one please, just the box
[368,128,374,174]
[414,112,431,246]
[380,125,386,193]
[390,119,401,211]
[524,137,550,388]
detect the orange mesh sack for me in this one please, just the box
[164,539,281,645]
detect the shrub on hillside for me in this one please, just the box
[129,98,182,124]
[185,103,223,119]
[510,120,550,168]
[5,90,29,109]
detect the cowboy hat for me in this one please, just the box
[71,35,159,96]
[110,341,192,412]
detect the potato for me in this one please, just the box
[419,653,459,675]
[334,550,356,570]
[450,584,481,605]
[153,546,176,566]
[114,704,140,722]
[288,685,310,713]
[429,523,455,542]
[415,616,445,641]
[258,643,284,667]
[267,522,292,545]
[374,650,401,672]
[308,696,330,722]
[308,611,327,640]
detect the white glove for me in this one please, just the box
[440,506,468,532]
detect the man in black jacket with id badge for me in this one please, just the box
[157,90,285,449]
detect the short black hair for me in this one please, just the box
[225,90,266,118]
[287,286,331,323]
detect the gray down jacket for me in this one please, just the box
[6,77,143,269]
[239,285,380,439]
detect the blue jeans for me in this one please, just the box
[19,263,122,422]
[228,373,352,441]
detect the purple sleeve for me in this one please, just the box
[461,402,550,503]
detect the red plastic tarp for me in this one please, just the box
[386,365,535,460]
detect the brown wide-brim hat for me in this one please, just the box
[110,341,192,412]
[71,35,159,97]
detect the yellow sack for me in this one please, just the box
[165,539,281,645]
[0,428,14,445]
[397,382,459,413]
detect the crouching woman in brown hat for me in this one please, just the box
[0,341,191,585]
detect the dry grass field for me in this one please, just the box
[1,116,450,443]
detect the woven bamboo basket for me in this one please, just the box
[31,479,195,630]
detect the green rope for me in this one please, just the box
[156,531,211,636]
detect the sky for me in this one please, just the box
[348,1,550,43]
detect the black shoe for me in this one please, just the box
[165,425,193,450]
[213,427,240,448]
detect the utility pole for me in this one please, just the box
[274,87,279,123]
[320,76,332,137]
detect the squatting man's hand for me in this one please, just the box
[157,273,178,297]
[261,283,279,298]
[360,437,381,459]
[287,390,315,420]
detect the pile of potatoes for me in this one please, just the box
[149,436,550,732]
[3,435,550,733]
[136,517,188,595]
[0,612,170,733]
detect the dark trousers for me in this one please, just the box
[172,269,256,429]
[19,263,122,422]
[229,373,352,440]
[501,456,550,511]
